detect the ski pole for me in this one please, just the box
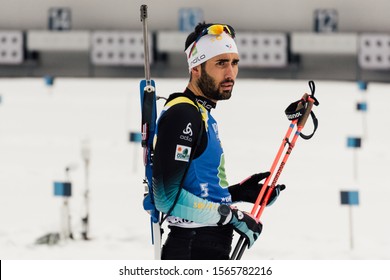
[231,82,318,260]
[230,118,298,260]
[256,93,314,220]
[140,4,161,260]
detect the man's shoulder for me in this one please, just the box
[166,92,197,106]
[159,93,202,125]
[164,92,199,112]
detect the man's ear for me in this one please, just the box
[191,65,201,78]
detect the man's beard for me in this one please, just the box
[197,68,234,101]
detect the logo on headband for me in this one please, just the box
[190,54,206,66]
[190,46,198,57]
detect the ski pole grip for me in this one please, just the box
[297,93,314,127]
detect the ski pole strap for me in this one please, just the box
[284,80,319,140]
[299,110,318,140]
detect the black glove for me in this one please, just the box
[217,204,262,248]
[228,172,286,205]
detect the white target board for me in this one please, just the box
[235,33,287,68]
[91,31,152,66]
[358,34,390,70]
[0,31,23,64]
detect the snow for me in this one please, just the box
[0,77,389,260]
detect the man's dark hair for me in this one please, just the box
[185,22,209,51]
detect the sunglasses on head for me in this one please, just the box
[202,24,236,39]
[188,24,236,58]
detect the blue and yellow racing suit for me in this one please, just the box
[153,88,232,227]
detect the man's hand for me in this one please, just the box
[228,172,285,205]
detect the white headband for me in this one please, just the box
[185,31,238,70]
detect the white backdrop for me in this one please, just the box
[0,78,389,260]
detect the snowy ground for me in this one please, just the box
[0,77,389,260]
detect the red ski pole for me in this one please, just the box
[250,118,298,219]
[230,82,318,260]
[256,94,314,219]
